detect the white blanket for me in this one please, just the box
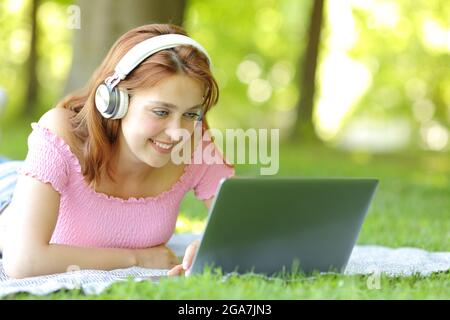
[1,233,449,298]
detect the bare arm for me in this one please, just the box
[2,175,137,278]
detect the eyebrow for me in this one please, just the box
[146,100,203,111]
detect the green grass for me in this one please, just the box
[7,271,450,300]
[1,120,449,299]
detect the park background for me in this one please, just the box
[0,0,448,299]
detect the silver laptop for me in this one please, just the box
[188,177,378,277]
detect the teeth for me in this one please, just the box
[150,139,172,149]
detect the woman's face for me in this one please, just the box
[120,74,205,168]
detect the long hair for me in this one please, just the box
[56,24,219,188]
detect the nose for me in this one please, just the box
[165,116,185,143]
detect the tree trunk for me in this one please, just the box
[63,0,187,94]
[23,0,39,117]
[290,0,325,142]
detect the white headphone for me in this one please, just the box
[94,34,212,119]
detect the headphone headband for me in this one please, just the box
[107,34,211,87]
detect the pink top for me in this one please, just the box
[18,123,235,249]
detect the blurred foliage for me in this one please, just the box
[346,0,450,149]
[0,0,449,152]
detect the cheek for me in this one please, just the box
[141,119,165,137]
[120,112,162,149]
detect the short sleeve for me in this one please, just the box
[190,139,235,200]
[17,123,70,194]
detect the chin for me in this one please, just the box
[146,155,171,168]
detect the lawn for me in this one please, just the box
[1,120,449,299]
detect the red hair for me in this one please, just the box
[56,24,221,188]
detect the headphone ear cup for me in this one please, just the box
[112,88,129,119]
[95,83,117,118]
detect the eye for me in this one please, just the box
[183,112,202,120]
[152,110,169,117]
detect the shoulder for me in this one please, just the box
[38,108,74,139]
[37,108,79,152]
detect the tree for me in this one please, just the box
[290,0,326,142]
[63,0,187,94]
[24,0,40,117]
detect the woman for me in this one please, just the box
[0,24,234,279]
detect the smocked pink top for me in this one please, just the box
[17,123,235,249]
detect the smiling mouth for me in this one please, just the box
[148,138,174,152]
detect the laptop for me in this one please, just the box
[188,177,378,277]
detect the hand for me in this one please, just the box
[134,244,180,269]
[167,239,200,277]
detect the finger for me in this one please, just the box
[167,264,184,277]
[182,241,200,270]
[182,245,194,269]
